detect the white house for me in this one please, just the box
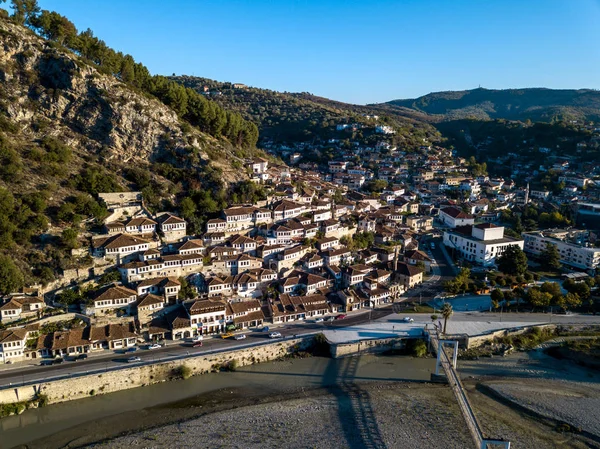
[443,223,524,266]
[439,207,475,228]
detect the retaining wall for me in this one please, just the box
[0,337,312,406]
[464,324,556,348]
[329,336,417,358]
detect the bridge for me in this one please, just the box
[428,327,511,449]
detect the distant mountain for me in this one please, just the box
[378,88,600,122]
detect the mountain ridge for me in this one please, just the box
[377,87,600,122]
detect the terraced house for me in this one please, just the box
[0,293,45,323]
[0,328,29,364]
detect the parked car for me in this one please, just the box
[315,317,324,323]
[147,343,161,350]
[128,347,138,352]
[402,317,414,323]
[261,326,270,332]
[430,242,435,249]
[324,316,335,322]
[335,314,347,320]
[191,335,203,342]
[269,332,282,339]
[76,353,88,360]
[127,356,141,363]
[192,342,203,348]
[220,332,235,339]
[54,357,64,364]
[40,360,54,366]
[235,334,247,340]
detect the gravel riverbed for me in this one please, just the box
[92,383,472,449]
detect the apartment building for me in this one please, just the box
[523,230,600,272]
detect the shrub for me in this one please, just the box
[407,339,428,357]
[174,364,192,379]
[228,359,238,371]
[36,393,49,407]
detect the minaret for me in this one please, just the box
[524,183,530,205]
[394,246,399,272]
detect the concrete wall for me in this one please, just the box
[462,324,556,349]
[0,337,312,406]
[330,336,416,358]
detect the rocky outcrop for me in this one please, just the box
[0,19,236,170]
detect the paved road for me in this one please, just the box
[400,236,455,303]
[0,307,393,388]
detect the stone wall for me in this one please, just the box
[0,337,313,406]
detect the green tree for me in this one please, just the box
[179,197,197,220]
[30,9,78,45]
[526,288,552,309]
[61,228,79,250]
[444,268,471,294]
[56,288,81,306]
[497,245,528,276]
[540,242,561,271]
[10,0,40,25]
[490,289,503,308]
[0,254,24,294]
[441,302,453,334]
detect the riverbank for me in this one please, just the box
[0,336,314,408]
[1,354,435,448]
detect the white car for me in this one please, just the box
[148,343,162,350]
[127,356,141,363]
[402,317,414,323]
[269,332,282,339]
[315,317,324,323]
[235,334,247,340]
[191,335,203,342]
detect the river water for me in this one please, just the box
[1,354,434,448]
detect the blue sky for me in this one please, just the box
[19,0,600,103]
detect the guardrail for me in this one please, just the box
[430,333,483,448]
[0,333,317,391]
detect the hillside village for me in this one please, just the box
[2,124,600,365]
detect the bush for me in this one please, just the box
[174,364,192,379]
[228,359,238,371]
[36,393,49,407]
[407,339,428,357]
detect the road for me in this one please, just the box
[399,235,456,303]
[0,307,393,388]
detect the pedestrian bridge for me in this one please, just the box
[428,328,511,449]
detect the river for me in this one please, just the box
[1,354,435,448]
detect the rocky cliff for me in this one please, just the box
[0,18,248,179]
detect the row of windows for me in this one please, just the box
[2,309,19,315]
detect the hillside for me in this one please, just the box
[170,76,439,146]
[379,88,600,122]
[0,14,266,289]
